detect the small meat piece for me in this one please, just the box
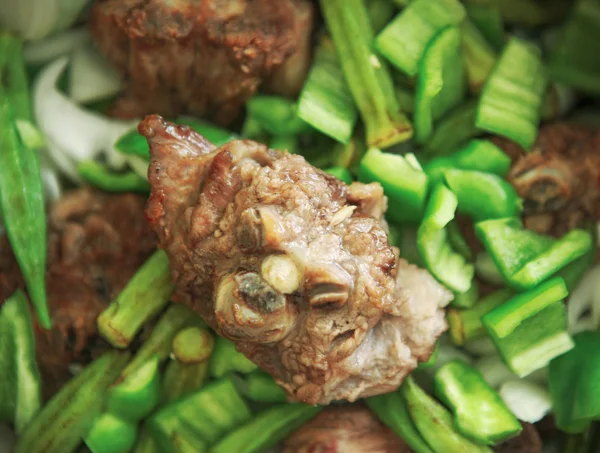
[0,188,156,396]
[141,115,451,405]
[494,123,600,236]
[494,423,542,453]
[280,405,410,453]
[89,0,314,124]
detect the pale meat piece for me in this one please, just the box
[89,0,314,124]
[280,405,411,453]
[0,188,156,397]
[141,115,452,405]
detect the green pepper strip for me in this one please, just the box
[461,20,497,94]
[98,250,175,348]
[444,169,522,221]
[246,96,310,136]
[402,376,493,453]
[320,0,413,148]
[209,336,257,378]
[447,220,473,260]
[148,379,252,452]
[0,34,32,122]
[417,184,474,293]
[78,160,151,193]
[549,331,600,433]
[15,350,130,453]
[0,98,49,328]
[324,166,353,184]
[269,135,298,155]
[132,428,160,453]
[243,371,288,404]
[84,413,138,453]
[452,281,479,309]
[366,391,435,453]
[161,327,214,404]
[465,4,504,50]
[424,101,481,156]
[434,360,522,445]
[448,288,514,346]
[211,404,322,453]
[482,277,574,378]
[475,217,593,290]
[358,147,429,224]
[0,290,42,433]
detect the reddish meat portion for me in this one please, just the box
[281,405,411,453]
[0,189,156,396]
[89,0,313,124]
[493,123,600,236]
[141,115,451,405]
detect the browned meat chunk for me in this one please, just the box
[89,0,314,124]
[494,423,542,453]
[0,188,156,397]
[281,405,411,453]
[141,115,451,405]
[493,123,600,236]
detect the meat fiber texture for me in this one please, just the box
[0,188,156,397]
[141,115,452,405]
[281,405,410,453]
[494,123,600,237]
[89,0,313,124]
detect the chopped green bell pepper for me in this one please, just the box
[242,371,288,404]
[424,101,482,156]
[434,360,522,445]
[482,277,574,377]
[461,20,497,94]
[247,96,310,136]
[78,160,150,193]
[84,413,137,453]
[209,337,257,378]
[324,166,353,184]
[447,220,473,260]
[452,281,479,309]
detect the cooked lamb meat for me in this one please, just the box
[0,188,156,397]
[141,115,452,405]
[89,0,314,124]
[280,405,411,453]
[494,423,542,453]
[493,123,600,236]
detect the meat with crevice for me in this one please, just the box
[141,115,452,405]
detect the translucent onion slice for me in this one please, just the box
[567,265,600,333]
[23,28,89,66]
[499,380,552,423]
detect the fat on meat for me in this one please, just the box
[0,188,156,397]
[141,115,452,405]
[89,0,313,124]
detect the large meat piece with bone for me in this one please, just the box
[141,115,452,405]
[89,0,313,124]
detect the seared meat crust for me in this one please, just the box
[281,405,411,453]
[0,189,156,396]
[141,115,451,405]
[89,0,313,124]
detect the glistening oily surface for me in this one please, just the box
[141,115,451,404]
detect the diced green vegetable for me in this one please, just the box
[452,282,479,309]
[396,85,415,114]
[476,37,547,150]
[414,26,466,143]
[461,20,498,94]
[475,218,593,290]
[78,160,151,193]
[148,379,252,453]
[209,337,257,378]
[15,350,130,453]
[0,34,32,121]
[423,139,511,185]
[0,97,49,328]
[434,360,522,445]
[367,0,397,32]
[444,169,522,221]
[321,0,413,148]
[84,413,137,453]
[424,101,481,156]
[402,376,493,453]
[375,0,466,76]
[132,429,160,453]
[463,0,571,27]
[448,288,514,346]
[324,166,353,184]
[548,0,600,97]
[556,243,596,292]
[359,147,428,224]
[15,120,45,150]
[243,371,288,404]
[474,252,505,286]
[246,96,310,136]
[210,404,322,453]
[549,331,600,433]
[98,250,175,348]
[417,184,474,293]
[447,220,473,260]
[106,355,161,422]
[367,391,434,453]
[115,117,235,159]
[269,135,297,154]
[0,290,42,433]
[482,277,574,377]
[465,4,504,50]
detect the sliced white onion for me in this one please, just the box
[23,28,89,66]
[475,355,548,389]
[38,151,62,203]
[69,42,123,104]
[499,380,552,423]
[33,57,135,181]
[567,265,600,333]
[53,0,90,33]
